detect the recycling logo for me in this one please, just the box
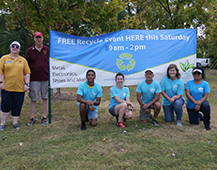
[116,53,136,71]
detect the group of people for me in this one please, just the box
[0,32,49,130]
[0,31,211,132]
[78,65,211,131]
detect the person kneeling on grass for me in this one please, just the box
[136,69,161,126]
[185,66,211,130]
[108,73,135,128]
[77,69,102,130]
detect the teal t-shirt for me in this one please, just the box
[161,76,185,106]
[108,86,130,110]
[136,80,161,105]
[185,80,210,109]
[77,81,102,109]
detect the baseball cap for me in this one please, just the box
[10,41,21,48]
[193,69,202,74]
[34,31,43,37]
[145,68,154,74]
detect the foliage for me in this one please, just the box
[1,0,217,66]
[0,13,34,57]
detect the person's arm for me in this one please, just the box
[77,94,94,106]
[24,73,30,92]
[162,90,181,103]
[94,97,101,106]
[0,73,3,90]
[147,92,160,106]
[137,92,150,111]
[185,89,197,104]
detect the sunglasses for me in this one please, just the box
[12,45,19,49]
[193,72,202,75]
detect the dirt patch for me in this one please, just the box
[51,93,77,101]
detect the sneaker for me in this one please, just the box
[177,120,182,126]
[152,119,159,126]
[27,118,36,126]
[199,112,204,121]
[0,125,5,130]
[116,122,126,128]
[149,114,153,119]
[81,123,86,130]
[13,124,20,129]
[205,125,211,130]
[115,116,126,123]
[41,117,48,125]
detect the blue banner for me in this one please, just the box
[50,29,196,88]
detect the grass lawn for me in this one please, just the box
[1,68,217,170]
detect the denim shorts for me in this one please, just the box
[1,90,25,116]
[78,104,98,119]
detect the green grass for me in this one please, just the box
[1,68,217,170]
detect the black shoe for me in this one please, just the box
[205,126,211,130]
[81,123,86,130]
[152,119,159,126]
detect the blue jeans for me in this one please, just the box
[163,98,184,122]
[187,100,210,126]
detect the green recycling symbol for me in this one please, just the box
[116,53,136,71]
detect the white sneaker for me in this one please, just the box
[177,120,182,126]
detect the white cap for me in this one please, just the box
[193,69,202,74]
[145,68,154,74]
[10,41,21,48]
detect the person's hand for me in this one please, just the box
[86,100,94,106]
[142,104,149,112]
[24,85,30,92]
[0,83,4,90]
[144,109,150,114]
[195,100,202,106]
[89,105,95,111]
[195,104,200,111]
[169,97,175,103]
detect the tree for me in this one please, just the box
[2,0,217,68]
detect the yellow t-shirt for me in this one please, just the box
[0,54,31,92]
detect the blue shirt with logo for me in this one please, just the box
[161,76,185,106]
[185,80,210,109]
[77,81,102,109]
[108,86,130,110]
[136,80,161,105]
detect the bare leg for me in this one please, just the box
[42,98,48,117]
[80,103,87,130]
[12,116,19,124]
[115,103,127,122]
[1,111,10,125]
[89,118,97,127]
[30,101,37,118]
[153,102,161,119]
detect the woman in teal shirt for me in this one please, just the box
[185,66,211,130]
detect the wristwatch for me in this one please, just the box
[0,81,3,84]
[25,83,30,86]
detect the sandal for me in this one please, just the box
[13,124,20,130]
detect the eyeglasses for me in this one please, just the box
[193,72,202,75]
[11,45,19,49]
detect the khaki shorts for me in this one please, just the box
[28,81,48,101]
[139,105,154,120]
